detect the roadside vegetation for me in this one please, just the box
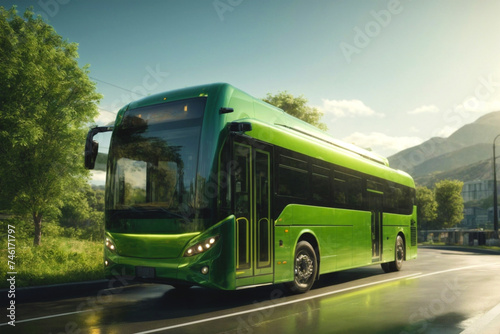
[0,222,103,288]
[416,180,464,230]
[0,7,104,289]
[0,185,105,289]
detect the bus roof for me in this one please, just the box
[114,83,413,187]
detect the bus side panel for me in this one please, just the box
[349,210,373,268]
[288,205,341,273]
[274,205,373,278]
[274,225,293,284]
[382,213,415,263]
[409,207,418,260]
[274,206,294,284]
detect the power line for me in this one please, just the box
[90,76,146,96]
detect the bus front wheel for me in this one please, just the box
[381,234,405,273]
[285,241,318,294]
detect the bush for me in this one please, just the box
[0,217,32,239]
[0,185,106,288]
[0,232,104,288]
[59,184,105,242]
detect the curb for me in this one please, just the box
[419,245,500,255]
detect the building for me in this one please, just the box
[487,206,500,227]
[461,179,497,202]
[461,207,488,229]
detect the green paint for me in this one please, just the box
[102,83,417,291]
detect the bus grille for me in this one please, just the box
[411,226,417,246]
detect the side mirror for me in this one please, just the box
[85,126,113,170]
[85,139,99,169]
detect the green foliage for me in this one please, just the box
[263,91,328,131]
[435,179,464,228]
[416,186,438,230]
[0,6,102,245]
[0,218,104,288]
[59,183,105,241]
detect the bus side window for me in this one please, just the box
[277,154,308,199]
[311,164,330,203]
[334,170,363,209]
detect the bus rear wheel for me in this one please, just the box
[285,241,317,294]
[381,234,405,273]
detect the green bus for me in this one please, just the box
[85,83,417,293]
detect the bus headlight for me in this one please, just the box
[105,237,117,253]
[184,235,220,257]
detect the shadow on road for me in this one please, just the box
[107,266,388,325]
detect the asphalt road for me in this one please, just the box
[2,247,500,334]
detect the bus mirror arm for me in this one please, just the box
[219,107,234,114]
[85,126,114,170]
[229,122,252,133]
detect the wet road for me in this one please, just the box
[3,247,500,334]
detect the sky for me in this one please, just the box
[4,0,500,161]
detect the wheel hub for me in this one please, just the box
[296,254,313,282]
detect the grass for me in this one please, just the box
[419,241,446,246]
[0,234,104,288]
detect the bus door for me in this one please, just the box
[368,190,383,262]
[233,139,273,282]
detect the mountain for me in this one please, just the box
[388,111,500,187]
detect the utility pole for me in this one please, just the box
[493,135,500,238]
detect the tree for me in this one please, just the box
[435,180,464,229]
[416,186,438,230]
[263,91,327,131]
[60,183,105,241]
[0,7,101,245]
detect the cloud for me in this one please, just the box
[342,132,423,157]
[407,105,439,115]
[409,126,420,133]
[319,99,385,118]
[95,107,117,125]
[90,170,106,185]
[455,98,500,113]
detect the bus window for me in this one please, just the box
[312,164,331,203]
[334,170,363,209]
[277,154,308,198]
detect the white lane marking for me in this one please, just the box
[7,262,500,330]
[407,263,500,280]
[0,309,93,327]
[133,273,422,334]
[460,302,500,334]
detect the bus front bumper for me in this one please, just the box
[103,216,237,290]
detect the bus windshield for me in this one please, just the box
[105,97,209,234]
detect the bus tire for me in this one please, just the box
[285,241,317,294]
[381,262,391,273]
[381,234,405,273]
